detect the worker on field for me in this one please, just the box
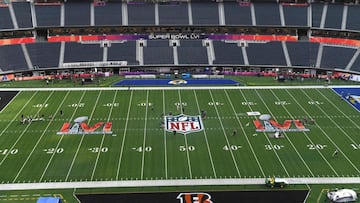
[232,129,237,136]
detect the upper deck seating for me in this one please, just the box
[12,2,33,28]
[158,2,188,25]
[94,2,122,26]
[0,7,13,30]
[64,2,90,26]
[191,2,219,25]
[35,4,61,27]
[128,3,155,25]
[253,3,281,26]
[223,2,252,25]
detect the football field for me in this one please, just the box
[0,86,359,187]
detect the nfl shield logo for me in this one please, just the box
[165,114,204,134]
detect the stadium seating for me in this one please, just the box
[0,6,13,30]
[320,46,357,69]
[324,4,343,29]
[158,2,189,25]
[223,2,252,25]
[286,41,319,67]
[177,40,208,65]
[64,42,103,63]
[143,40,173,65]
[107,41,138,65]
[94,2,122,26]
[0,45,28,72]
[191,2,219,25]
[26,42,61,69]
[35,4,61,27]
[64,2,91,26]
[246,42,287,66]
[346,5,360,31]
[282,4,307,26]
[253,3,281,26]
[213,41,244,65]
[12,2,33,28]
[0,1,359,73]
[128,2,155,25]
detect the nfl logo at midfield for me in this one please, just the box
[165,114,203,134]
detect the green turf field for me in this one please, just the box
[0,87,359,185]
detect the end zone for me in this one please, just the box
[0,91,19,112]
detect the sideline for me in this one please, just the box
[0,177,359,190]
[0,85,358,92]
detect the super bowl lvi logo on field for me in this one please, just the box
[57,116,112,135]
[165,114,203,134]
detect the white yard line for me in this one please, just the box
[91,90,118,180]
[39,91,71,182]
[317,89,360,143]
[12,91,55,183]
[162,90,168,179]
[285,89,339,175]
[303,89,360,174]
[178,90,192,179]
[255,90,290,177]
[140,90,149,179]
[208,90,241,177]
[65,91,102,181]
[225,90,265,177]
[116,90,133,180]
[0,92,37,139]
[193,90,217,178]
[269,89,315,176]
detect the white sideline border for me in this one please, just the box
[1,178,360,191]
[0,85,359,190]
[0,85,358,92]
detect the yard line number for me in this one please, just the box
[350,144,360,150]
[0,149,18,155]
[67,103,85,108]
[223,145,242,151]
[265,144,284,150]
[33,104,48,108]
[275,101,290,105]
[307,144,327,150]
[308,101,324,105]
[88,147,108,153]
[208,101,224,106]
[43,148,64,154]
[179,145,195,151]
[132,146,152,152]
[242,101,257,105]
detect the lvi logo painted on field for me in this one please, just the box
[57,116,112,135]
[253,114,309,132]
[165,114,203,134]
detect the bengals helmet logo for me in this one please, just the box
[177,192,213,203]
